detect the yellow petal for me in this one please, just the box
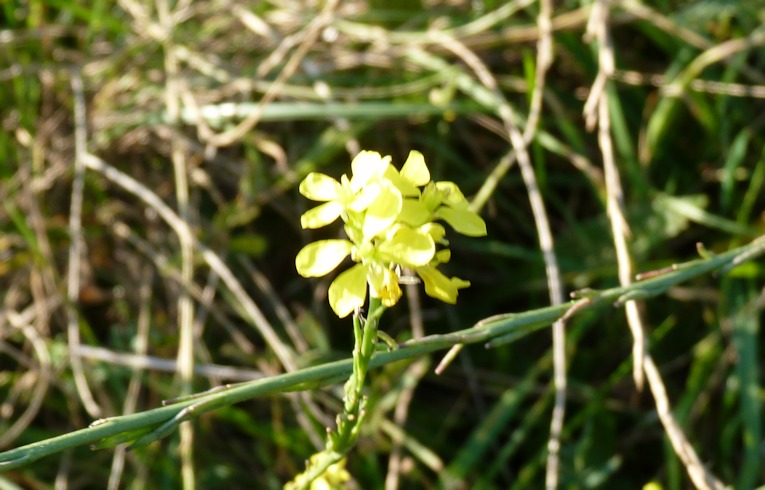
[368,266,402,307]
[328,263,368,318]
[400,150,430,186]
[300,201,343,229]
[435,207,487,237]
[377,226,435,267]
[295,240,353,277]
[419,222,447,244]
[299,173,342,201]
[348,182,381,212]
[416,266,470,303]
[362,182,402,239]
[350,151,390,192]
[383,165,420,197]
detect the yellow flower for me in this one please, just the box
[297,223,436,317]
[296,149,486,317]
[332,224,435,316]
[299,151,399,233]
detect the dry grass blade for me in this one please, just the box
[70,72,103,418]
[585,2,726,487]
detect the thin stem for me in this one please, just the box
[1,236,763,476]
[107,265,153,490]
[69,71,102,418]
[385,280,426,490]
[156,0,196,485]
[286,297,386,489]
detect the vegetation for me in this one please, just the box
[0,0,763,488]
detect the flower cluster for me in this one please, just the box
[295,150,486,318]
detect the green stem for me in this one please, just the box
[286,297,386,489]
[0,236,763,474]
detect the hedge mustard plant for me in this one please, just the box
[288,150,486,488]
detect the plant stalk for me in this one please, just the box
[285,297,386,489]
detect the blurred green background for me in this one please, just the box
[0,0,764,488]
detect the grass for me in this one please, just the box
[0,0,764,488]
